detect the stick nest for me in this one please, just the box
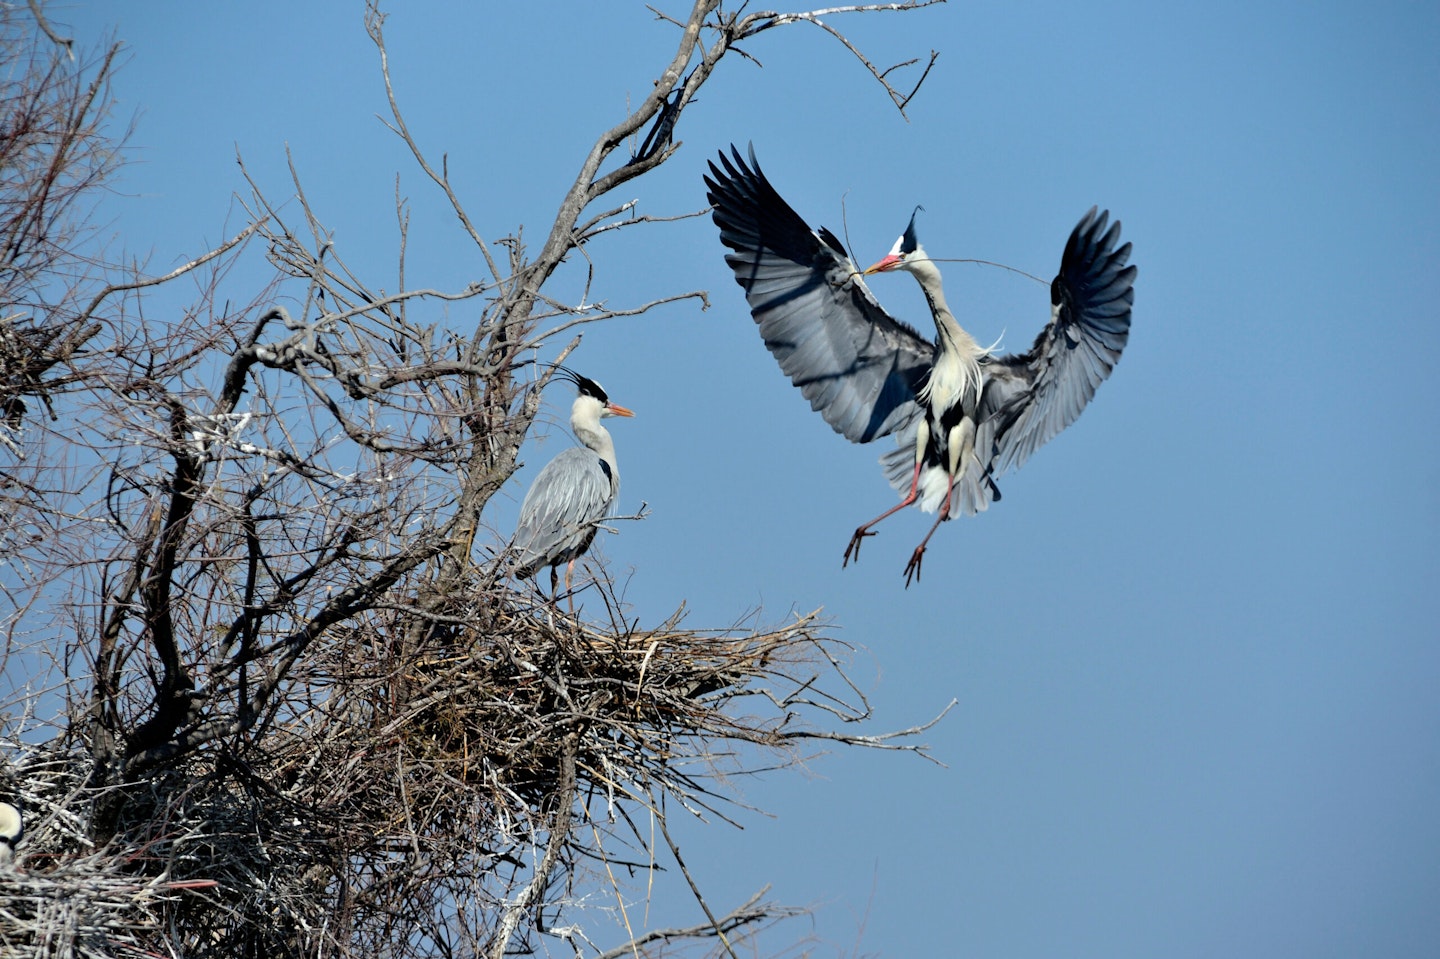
[0,581,938,958]
[402,595,840,812]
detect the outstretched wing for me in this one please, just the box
[705,145,933,445]
[512,447,616,575]
[978,206,1136,476]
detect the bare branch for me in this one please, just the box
[729,1,946,120]
[73,220,266,327]
[659,805,741,959]
[26,0,73,59]
[365,1,501,285]
[488,734,578,959]
[592,888,792,959]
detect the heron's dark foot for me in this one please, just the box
[843,528,875,568]
[903,544,926,588]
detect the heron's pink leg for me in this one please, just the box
[843,459,923,568]
[902,473,955,588]
[564,560,577,616]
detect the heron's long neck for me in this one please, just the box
[910,259,978,358]
[909,259,984,411]
[572,405,619,487]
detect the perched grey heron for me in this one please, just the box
[705,146,1135,585]
[0,801,20,864]
[511,370,634,599]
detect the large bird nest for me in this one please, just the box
[0,577,945,958]
[402,593,858,814]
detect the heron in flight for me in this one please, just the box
[705,146,1135,585]
[511,369,634,600]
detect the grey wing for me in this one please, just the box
[706,145,933,445]
[978,206,1136,476]
[512,447,616,575]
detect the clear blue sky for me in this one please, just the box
[57,2,1440,956]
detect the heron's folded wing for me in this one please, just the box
[512,447,615,573]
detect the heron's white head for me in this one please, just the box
[864,206,928,275]
[560,371,635,443]
[562,371,633,461]
[570,373,634,422]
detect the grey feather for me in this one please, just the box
[705,145,932,444]
[978,206,1136,479]
[512,446,617,578]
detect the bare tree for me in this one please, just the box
[0,2,948,957]
[0,1,114,457]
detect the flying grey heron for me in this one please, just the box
[0,801,20,865]
[705,146,1135,586]
[511,370,634,599]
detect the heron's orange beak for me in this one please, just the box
[863,254,902,275]
[606,402,635,418]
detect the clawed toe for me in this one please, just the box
[903,546,925,588]
[843,528,875,568]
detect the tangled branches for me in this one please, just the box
[1,584,946,958]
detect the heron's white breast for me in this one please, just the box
[921,348,983,418]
